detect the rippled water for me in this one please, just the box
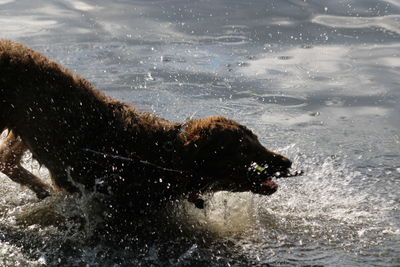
[1,0,399,266]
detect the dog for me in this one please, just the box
[0,40,295,211]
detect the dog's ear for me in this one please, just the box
[180,116,251,172]
[182,126,241,175]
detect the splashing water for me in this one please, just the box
[0,137,398,265]
[169,145,397,265]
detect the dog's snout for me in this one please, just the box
[280,156,292,169]
[274,155,292,174]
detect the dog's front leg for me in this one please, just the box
[0,130,53,199]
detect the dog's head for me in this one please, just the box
[181,116,294,196]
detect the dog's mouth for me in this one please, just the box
[249,179,279,195]
[203,163,302,195]
[246,163,280,195]
[246,162,303,195]
[188,163,302,209]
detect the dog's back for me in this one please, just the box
[0,40,122,191]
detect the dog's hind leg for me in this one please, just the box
[0,130,53,199]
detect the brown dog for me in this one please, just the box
[0,40,294,210]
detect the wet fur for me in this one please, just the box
[0,40,291,209]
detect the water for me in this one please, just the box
[1,0,399,266]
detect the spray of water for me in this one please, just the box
[0,138,397,265]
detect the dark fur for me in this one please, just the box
[0,40,292,210]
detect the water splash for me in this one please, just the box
[168,145,397,265]
[0,136,398,265]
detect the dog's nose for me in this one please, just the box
[277,157,292,173]
[281,157,292,169]
[267,154,292,177]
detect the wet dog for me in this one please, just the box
[0,40,295,210]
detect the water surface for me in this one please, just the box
[0,0,399,266]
